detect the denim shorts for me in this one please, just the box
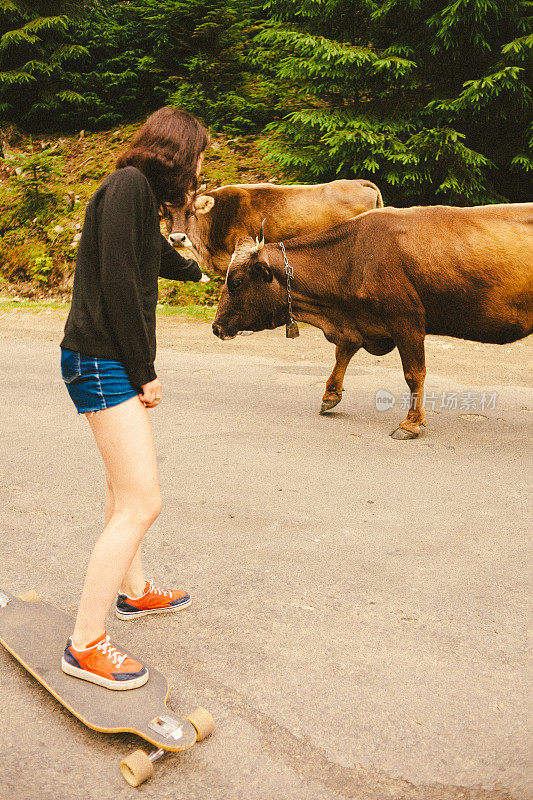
[61,348,139,414]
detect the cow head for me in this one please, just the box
[167,187,259,276]
[212,221,287,340]
[166,194,216,267]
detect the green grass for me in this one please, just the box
[0,297,69,312]
[156,302,217,320]
[0,295,217,320]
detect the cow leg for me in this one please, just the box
[320,342,360,413]
[390,328,427,440]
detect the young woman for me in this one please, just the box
[59,107,209,689]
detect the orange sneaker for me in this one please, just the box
[115,579,191,620]
[61,632,149,690]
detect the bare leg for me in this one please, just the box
[104,467,114,524]
[320,342,360,413]
[104,467,146,598]
[71,397,162,648]
[120,548,145,598]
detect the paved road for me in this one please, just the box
[0,309,531,800]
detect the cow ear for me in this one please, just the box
[253,260,273,282]
[194,195,215,215]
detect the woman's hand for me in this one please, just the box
[139,377,162,408]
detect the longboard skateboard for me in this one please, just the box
[0,590,214,786]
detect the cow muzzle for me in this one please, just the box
[168,232,193,248]
[212,322,238,341]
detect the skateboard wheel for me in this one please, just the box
[120,749,154,787]
[17,590,40,602]
[186,707,215,741]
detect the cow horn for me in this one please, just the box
[251,218,266,254]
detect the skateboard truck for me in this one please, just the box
[148,714,185,741]
[136,715,186,775]
[120,707,214,787]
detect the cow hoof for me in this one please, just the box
[390,426,420,440]
[320,397,341,413]
[320,391,343,413]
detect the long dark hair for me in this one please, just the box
[116,107,209,209]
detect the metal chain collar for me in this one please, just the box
[279,241,300,339]
[279,241,295,321]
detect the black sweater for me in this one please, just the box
[61,166,202,389]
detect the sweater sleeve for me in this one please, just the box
[159,235,203,281]
[98,170,157,390]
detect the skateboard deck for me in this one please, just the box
[0,590,214,786]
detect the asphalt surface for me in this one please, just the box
[0,308,532,800]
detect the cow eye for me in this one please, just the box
[229,277,243,293]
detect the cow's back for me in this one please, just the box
[357,204,533,344]
[187,179,383,275]
[228,180,380,240]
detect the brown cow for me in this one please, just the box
[166,179,383,276]
[212,203,533,439]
